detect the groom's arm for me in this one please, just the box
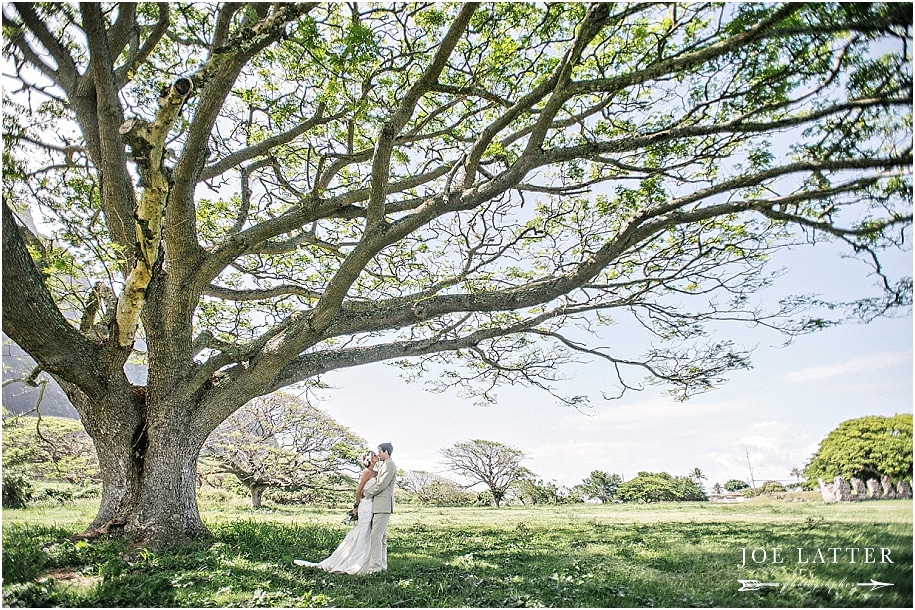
[364,461,394,497]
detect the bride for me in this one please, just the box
[294,450,378,574]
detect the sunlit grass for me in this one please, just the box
[2,498,911,607]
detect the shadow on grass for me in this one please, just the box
[2,510,911,607]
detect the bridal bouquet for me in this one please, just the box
[342,502,359,525]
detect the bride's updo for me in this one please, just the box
[360,451,374,468]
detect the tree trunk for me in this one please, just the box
[76,389,210,549]
[81,405,144,536]
[131,419,209,546]
[250,485,267,509]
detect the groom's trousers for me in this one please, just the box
[367,513,390,572]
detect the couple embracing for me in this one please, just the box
[295,443,396,574]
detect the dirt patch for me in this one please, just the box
[39,568,101,589]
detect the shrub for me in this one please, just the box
[759,481,787,494]
[1,525,55,583]
[616,472,708,503]
[2,471,34,508]
[2,581,70,607]
[475,490,495,506]
[724,479,750,492]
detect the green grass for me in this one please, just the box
[2,498,911,607]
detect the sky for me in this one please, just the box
[303,240,913,492]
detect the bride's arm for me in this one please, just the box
[354,468,374,503]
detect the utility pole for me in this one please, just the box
[745,449,757,489]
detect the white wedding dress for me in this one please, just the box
[294,479,374,574]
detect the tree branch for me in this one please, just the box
[114,3,170,88]
[105,3,137,63]
[168,3,319,268]
[2,202,106,398]
[365,2,477,228]
[203,283,321,302]
[10,3,80,89]
[198,102,334,183]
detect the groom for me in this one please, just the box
[363,442,396,573]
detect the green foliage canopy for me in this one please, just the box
[616,471,708,503]
[723,479,750,492]
[575,470,623,503]
[199,392,365,507]
[1,1,911,547]
[804,414,913,482]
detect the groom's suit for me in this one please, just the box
[364,457,396,571]
[365,457,396,513]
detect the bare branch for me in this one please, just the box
[365,3,477,228]
[203,283,321,302]
[10,3,80,89]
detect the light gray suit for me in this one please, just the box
[363,457,396,571]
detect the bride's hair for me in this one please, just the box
[360,451,374,468]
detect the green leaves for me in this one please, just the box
[4,2,910,419]
[616,471,707,503]
[805,414,914,482]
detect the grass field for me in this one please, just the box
[2,496,911,607]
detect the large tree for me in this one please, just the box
[575,470,624,503]
[441,439,530,507]
[198,391,364,508]
[804,413,913,482]
[2,3,911,547]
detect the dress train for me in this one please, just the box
[294,480,375,574]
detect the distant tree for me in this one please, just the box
[576,470,623,503]
[1,410,99,485]
[688,467,707,490]
[711,482,723,495]
[758,480,787,495]
[397,470,475,506]
[441,439,529,507]
[804,414,913,483]
[199,392,365,508]
[616,471,707,503]
[724,479,750,492]
[515,476,579,505]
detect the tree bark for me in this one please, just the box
[132,421,208,546]
[71,388,143,536]
[250,485,267,509]
[71,387,208,548]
